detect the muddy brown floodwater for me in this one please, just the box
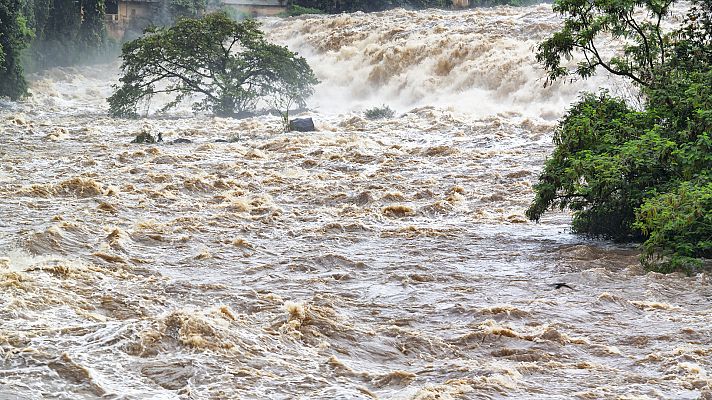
[0,4,710,400]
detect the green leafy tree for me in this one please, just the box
[527,0,712,271]
[536,0,674,87]
[108,12,318,119]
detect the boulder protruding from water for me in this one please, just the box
[289,118,316,132]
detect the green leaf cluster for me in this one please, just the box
[528,0,712,272]
[108,12,319,119]
[636,181,712,272]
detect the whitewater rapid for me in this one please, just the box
[1,4,710,400]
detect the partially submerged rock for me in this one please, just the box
[289,117,316,132]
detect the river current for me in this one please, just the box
[0,4,710,400]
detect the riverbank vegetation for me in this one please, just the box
[1,0,109,100]
[0,0,29,100]
[108,12,317,119]
[0,0,207,100]
[527,0,711,272]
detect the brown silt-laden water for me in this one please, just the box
[0,5,710,400]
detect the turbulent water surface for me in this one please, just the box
[1,4,710,400]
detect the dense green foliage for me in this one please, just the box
[0,0,208,100]
[636,181,712,272]
[108,12,318,119]
[527,0,712,271]
[0,0,29,99]
[0,0,111,99]
[22,0,109,70]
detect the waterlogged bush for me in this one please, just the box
[364,105,395,120]
[528,0,712,272]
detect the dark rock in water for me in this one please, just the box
[289,118,316,132]
[157,132,164,143]
[214,139,229,143]
[131,131,156,144]
[172,138,193,144]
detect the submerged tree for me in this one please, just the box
[108,12,318,119]
[527,0,712,271]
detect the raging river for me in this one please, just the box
[0,4,710,399]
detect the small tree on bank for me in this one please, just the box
[108,12,318,119]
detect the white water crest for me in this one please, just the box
[263,4,632,117]
[1,4,710,400]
